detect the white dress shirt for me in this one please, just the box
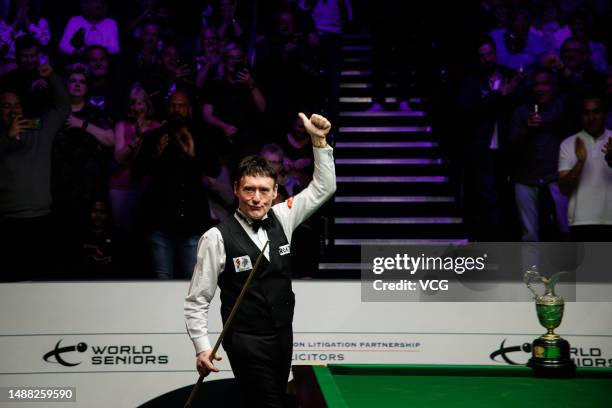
[184,145,336,354]
[59,16,120,55]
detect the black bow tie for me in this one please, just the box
[236,212,274,232]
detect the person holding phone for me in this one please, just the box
[0,64,71,281]
[202,43,266,159]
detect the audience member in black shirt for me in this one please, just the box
[131,89,220,279]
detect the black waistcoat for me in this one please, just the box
[217,210,294,333]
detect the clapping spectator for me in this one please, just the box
[59,0,120,56]
[559,95,612,241]
[110,84,159,235]
[131,90,220,279]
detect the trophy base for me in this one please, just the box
[527,337,576,378]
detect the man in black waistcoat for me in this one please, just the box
[184,113,336,407]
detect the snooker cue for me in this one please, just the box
[184,240,270,408]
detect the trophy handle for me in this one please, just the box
[523,266,542,299]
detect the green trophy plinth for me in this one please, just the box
[524,267,576,378]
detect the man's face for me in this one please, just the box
[168,92,191,118]
[277,12,295,38]
[533,72,554,104]
[17,47,39,72]
[581,98,605,137]
[234,175,278,220]
[87,48,109,78]
[262,151,284,174]
[162,46,179,72]
[224,48,244,75]
[478,43,498,72]
[67,73,88,98]
[561,40,587,70]
[83,0,107,21]
[0,93,23,127]
[292,116,307,139]
[90,201,108,227]
[142,23,160,51]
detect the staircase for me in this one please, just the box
[317,34,467,278]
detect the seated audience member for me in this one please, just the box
[509,68,573,243]
[52,63,114,274]
[59,0,120,56]
[0,0,50,73]
[559,95,612,241]
[111,84,159,235]
[203,43,266,159]
[0,35,49,116]
[457,35,521,241]
[489,8,546,73]
[131,90,220,279]
[0,64,70,281]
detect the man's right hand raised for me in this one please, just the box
[196,350,222,377]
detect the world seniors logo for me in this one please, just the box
[489,339,531,365]
[43,339,88,367]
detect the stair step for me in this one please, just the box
[335,217,462,224]
[339,111,425,117]
[335,195,453,203]
[342,45,372,52]
[336,158,442,165]
[341,70,373,76]
[339,126,431,133]
[340,82,398,89]
[335,142,437,148]
[337,176,448,183]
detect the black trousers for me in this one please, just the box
[569,225,612,242]
[222,326,293,408]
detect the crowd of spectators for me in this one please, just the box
[0,0,610,281]
[0,0,342,281]
[440,0,611,243]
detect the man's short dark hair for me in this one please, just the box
[236,156,278,184]
[15,35,39,57]
[85,44,109,57]
[580,92,607,111]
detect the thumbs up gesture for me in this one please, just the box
[299,112,331,148]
